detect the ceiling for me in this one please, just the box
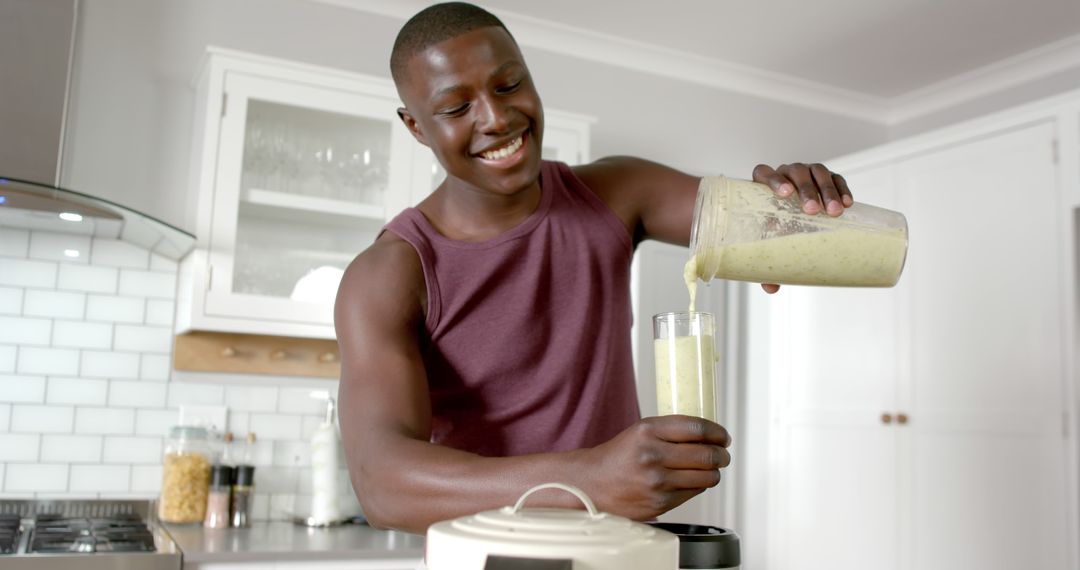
[476,0,1080,98]
[322,0,1080,121]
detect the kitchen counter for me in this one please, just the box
[163,521,425,564]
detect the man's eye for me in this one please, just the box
[439,104,469,116]
[496,80,522,94]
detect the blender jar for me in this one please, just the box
[688,176,908,287]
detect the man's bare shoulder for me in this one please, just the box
[336,232,426,322]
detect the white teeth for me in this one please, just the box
[480,136,523,160]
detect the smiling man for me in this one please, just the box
[335,2,852,534]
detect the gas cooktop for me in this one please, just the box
[0,499,181,569]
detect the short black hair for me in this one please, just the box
[390,2,514,86]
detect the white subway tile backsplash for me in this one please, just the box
[254,466,298,493]
[251,493,271,521]
[40,435,103,463]
[0,228,30,256]
[11,404,73,433]
[131,465,162,493]
[80,350,139,379]
[0,433,39,461]
[249,440,275,467]
[225,386,278,413]
[29,232,91,264]
[272,441,310,467]
[52,321,113,350]
[17,346,79,375]
[0,287,24,314]
[249,414,301,441]
[0,259,57,288]
[118,270,175,299]
[23,290,86,319]
[45,377,109,406]
[70,465,130,493]
[115,325,171,353]
[227,411,249,435]
[300,416,325,440]
[57,264,118,293]
[149,254,178,273]
[90,240,149,269]
[0,403,10,430]
[5,464,68,492]
[139,354,171,381]
[0,345,15,373]
[269,494,295,517]
[145,299,175,326]
[108,380,167,407]
[166,382,223,407]
[278,388,329,415]
[75,407,134,435]
[0,316,51,345]
[0,374,46,403]
[85,294,145,323]
[135,409,178,437]
[103,436,162,464]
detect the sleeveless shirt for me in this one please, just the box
[383,160,640,457]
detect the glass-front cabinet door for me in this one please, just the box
[204,72,413,329]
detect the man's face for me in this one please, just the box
[396,26,544,196]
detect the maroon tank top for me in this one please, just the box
[384,161,640,457]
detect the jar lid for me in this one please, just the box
[234,465,255,486]
[210,464,234,487]
[169,425,209,439]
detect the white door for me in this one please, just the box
[896,122,1069,570]
[768,165,903,570]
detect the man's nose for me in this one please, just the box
[476,95,511,133]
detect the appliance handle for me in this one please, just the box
[511,483,600,518]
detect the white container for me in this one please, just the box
[426,483,679,570]
[309,391,340,525]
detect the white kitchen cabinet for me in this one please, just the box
[177,48,426,338]
[177,48,593,339]
[762,99,1079,570]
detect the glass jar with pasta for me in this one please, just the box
[158,426,213,524]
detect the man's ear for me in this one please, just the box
[397,107,429,147]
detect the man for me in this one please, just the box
[335,2,852,534]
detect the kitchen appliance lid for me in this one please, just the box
[435,483,672,545]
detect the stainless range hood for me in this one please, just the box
[0,0,195,260]
[0,176,195,260]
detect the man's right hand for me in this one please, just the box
[583,415,732,520]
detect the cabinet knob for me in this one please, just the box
[318,351,338,364]
[221,346,236,358]
[270,349,287,361]
[897,412,909,425]
[881,413,893,425]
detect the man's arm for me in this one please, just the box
[573,157,854,247]
[335,233,732,534]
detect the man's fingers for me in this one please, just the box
[753,163,795,197]
[665,468,723,491]
[810,163,843,216]
[833,172,854,206]
[658,441,731,470]
[778,163,822,215]
[645,415,732,447]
